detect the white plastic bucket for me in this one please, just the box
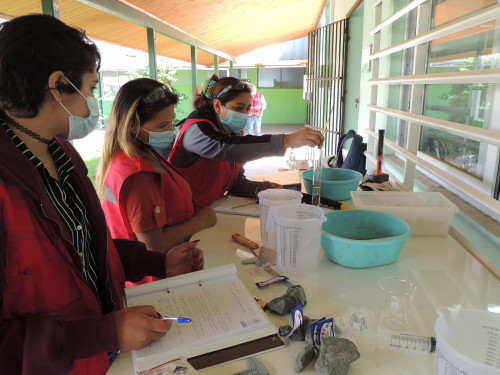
[267,203,326,277]
[258,189,303,249]
[435,307,500,375]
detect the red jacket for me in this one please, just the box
[249,92,265,117]
[0,129,166,374]
[169,119,243,209]
[102,151,195,286]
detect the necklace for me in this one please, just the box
[2,116,52,144]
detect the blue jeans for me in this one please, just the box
[247,116,262,136]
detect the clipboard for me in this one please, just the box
[187,333,284,370]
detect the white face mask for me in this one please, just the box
[142,128,176,149]
[59,76,100,140]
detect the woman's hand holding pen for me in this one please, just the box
[283,128,324,150]
[115,305,172,351]
[165,240,204,277]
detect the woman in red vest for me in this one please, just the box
[169,74,324,209]
[97,79,216,286]
[0,15,203,374]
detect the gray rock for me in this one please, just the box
[288,316,312,341]
[294,344,316,372]
[267,285,307,315]
[315,337,360,375]
[278,325,292,337]
[289,326,305,341]
[287,285,307,306]
[302,317,314,344]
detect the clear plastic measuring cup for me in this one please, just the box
[258,189,303,249]
[267,203,326,276]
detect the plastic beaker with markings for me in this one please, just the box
[435,307,500,375]
[258,189,303,249]
[267,203,326,276]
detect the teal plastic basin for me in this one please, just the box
[302,168,362,201]
[321,210,412,268]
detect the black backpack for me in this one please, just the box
[333,130,367,176]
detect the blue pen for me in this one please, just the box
[157,313,192,323]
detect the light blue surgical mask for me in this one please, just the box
[59,76,100,140]
[220,106,248,133]
[142,128,176,149]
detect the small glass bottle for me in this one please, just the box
[288,149,296,171]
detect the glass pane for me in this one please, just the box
[281,68,305,88]
[258,68,281,88]
[101,70,120,100]
[420,0,499,179]
[432,0,497,28]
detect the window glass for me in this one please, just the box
[282,68,305,88]
[420,0,500,179]
[258,68,305,88]
[258,68,281,88]
[432,0,497,28]
[101,70,120,101]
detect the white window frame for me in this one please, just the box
[367,0,500,220]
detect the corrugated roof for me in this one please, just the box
[1,0,326,66]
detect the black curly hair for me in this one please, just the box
[0,14,101,118]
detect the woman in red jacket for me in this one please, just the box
[96,79,216,286]
[169,74,324,208]
[0,14,203,375]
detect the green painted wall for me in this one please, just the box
[172,67,307,125]
[259,88,307,124]
[344,5,364,134]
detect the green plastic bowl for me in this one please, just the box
[302,168,362,201]
[321,210,412,268]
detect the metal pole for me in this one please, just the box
[146,27,157,80]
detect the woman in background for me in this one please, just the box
[97,78,216,285]
[169,74,324,209]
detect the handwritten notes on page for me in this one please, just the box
[125,264,273,371]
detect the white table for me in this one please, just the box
[108,211,500,374]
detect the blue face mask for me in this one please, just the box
[59,76,100,140]
[142,128,176,149]
[220,106,248,133]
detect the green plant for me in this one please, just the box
[130,64,187,122]
[84,156,101,189]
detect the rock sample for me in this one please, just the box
[315,337,360,375]
[294,343,316,372]
[266,285,307,315]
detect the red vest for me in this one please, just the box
[102,151,195,286]
[249,92,264,117]
[169,119,243,209]
[1,177,125,375]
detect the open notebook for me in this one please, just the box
[213,196,260,217]
[125,264,282,372]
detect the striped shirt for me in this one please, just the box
[1,122,101,305]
